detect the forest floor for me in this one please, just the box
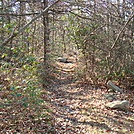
[44,59,134,134]
[1,59,134,134]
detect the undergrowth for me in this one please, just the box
[0,55,56,133]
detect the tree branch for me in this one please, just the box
[69,11,92,20]
[0,0,61,47]
[111,13,134,50]
[0,12,40,16]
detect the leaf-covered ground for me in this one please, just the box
[44,61,134,134]
[1,60,133,134]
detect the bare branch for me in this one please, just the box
[0,0,61,47]
[0,102,23,106]
[111,13,134,50]
[0,12,40,16]
[69,11,92,20]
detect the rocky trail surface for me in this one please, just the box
[44,61,134,134]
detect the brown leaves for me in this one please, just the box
[45,61,134,134]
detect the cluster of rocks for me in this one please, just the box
[105,81,130,111]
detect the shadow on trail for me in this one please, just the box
[43,62,134,134]
[53,113,114,132]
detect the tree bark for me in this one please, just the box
[43,0,49,63]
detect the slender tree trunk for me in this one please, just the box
[0,0,4,44]
[43,0,49,63]
[63,29,66,53]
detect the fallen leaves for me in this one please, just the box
[1,61,134,133]
[45,61,134,134]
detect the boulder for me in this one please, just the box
[105,100,129,110]
[57,57,68,63]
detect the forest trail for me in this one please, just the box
[44,60,134,134]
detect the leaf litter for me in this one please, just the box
[1,60,133,134]
[44,61,134,134]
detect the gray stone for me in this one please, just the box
[57,57,68,63]
[105,100,129,110]
[107,81,123,92]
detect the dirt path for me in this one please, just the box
[45,61,134,134]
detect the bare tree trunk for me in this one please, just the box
[0,0,4,44]
[43,0,49,63]
[63,29,66,53]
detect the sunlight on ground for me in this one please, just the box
[46,61,134,134]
